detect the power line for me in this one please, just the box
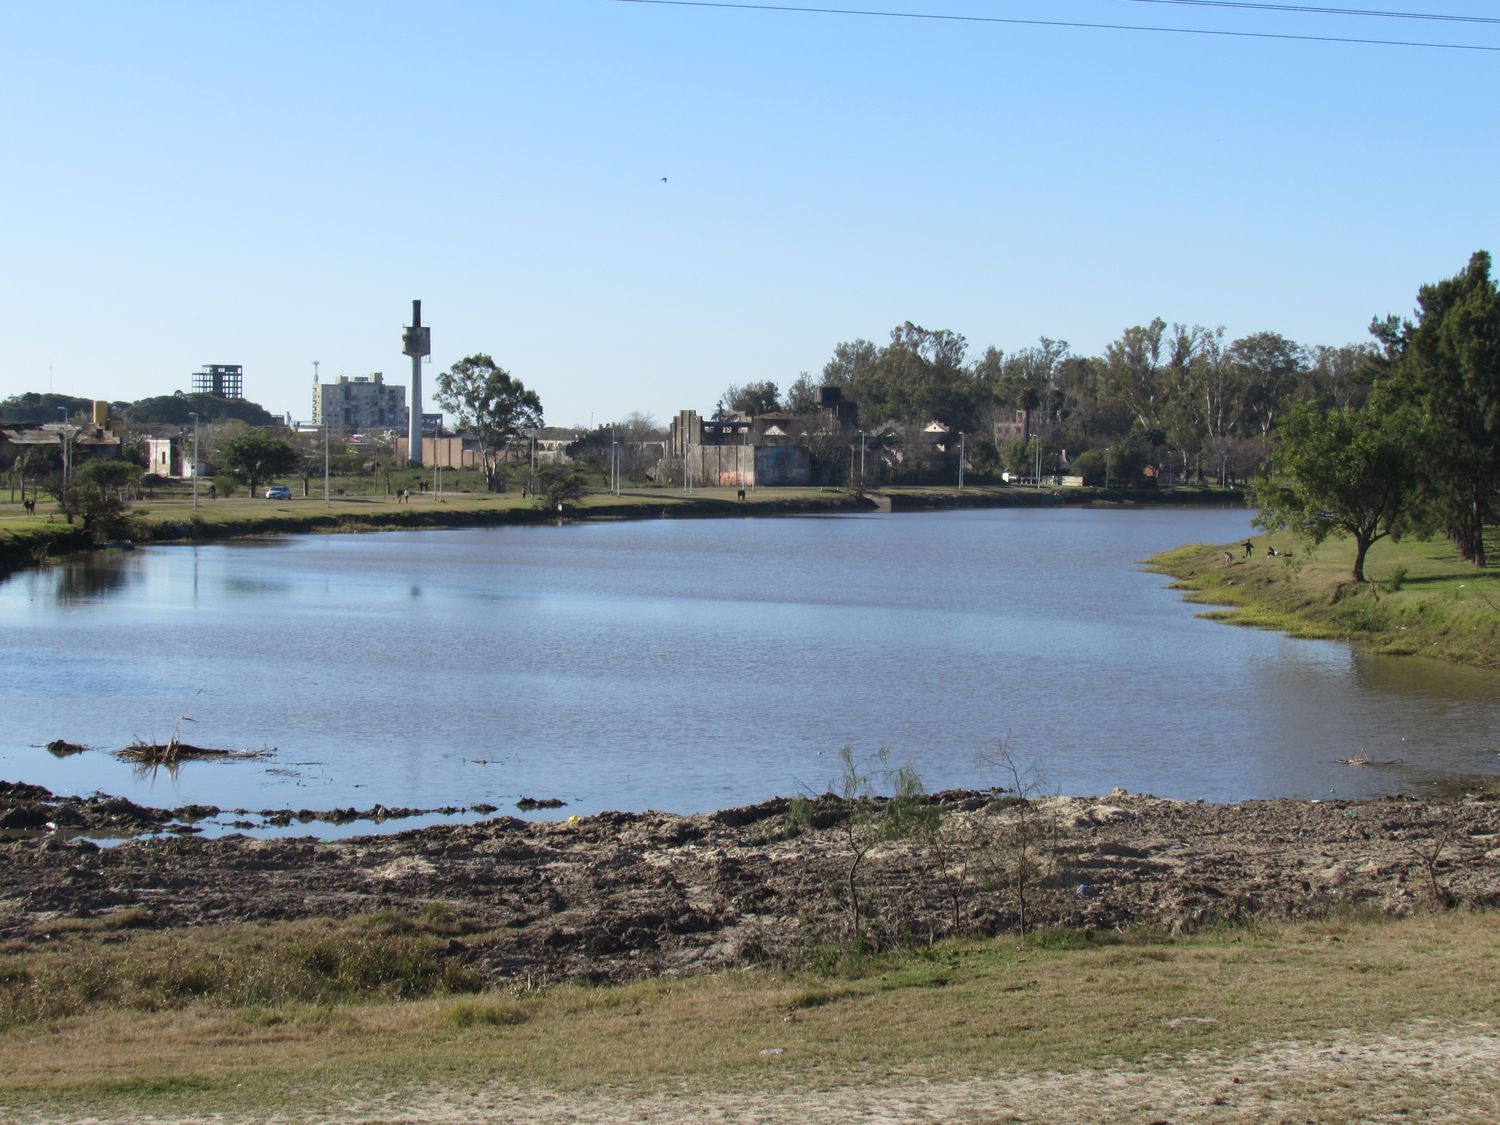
[1117,1,1500,26]
[609,0,1500,51]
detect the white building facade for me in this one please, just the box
[312,373,408,433]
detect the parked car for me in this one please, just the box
[265,486,293,500]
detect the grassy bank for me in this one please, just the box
[1,910,1495,1121]
[1149,528,1500,667]
[0,481,1241,576]
[0,486,872,573]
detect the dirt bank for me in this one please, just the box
[3,786,1497,982]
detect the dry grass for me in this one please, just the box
[2,911,1497,1121]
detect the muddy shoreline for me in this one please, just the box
[3,782,1498,984]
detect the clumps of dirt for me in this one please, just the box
[256,803,473,827]
[2,786,1498,985]
[0,784,502,840]
[0,782,170,834]
[516,796,567,811]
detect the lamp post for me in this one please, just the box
[859,430,865,487]
[323,422,330,505]
[958,431,965,489]
[1105,447,1111,489]
[189,412,199,509]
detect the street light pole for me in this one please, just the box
[189,412,199,509]
[958,431,965,489]
[324,423,330,505]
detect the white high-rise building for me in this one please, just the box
[312,372,408,432]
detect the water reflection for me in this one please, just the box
[225,576,293,597]
[1352,650,1500,702]
[52,553,139,603]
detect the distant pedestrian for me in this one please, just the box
[208,484,216,500]
[1243,540,1253,557]
[1266,546,1277,557]
[1224,551,1234,566]
[22,497,35,517]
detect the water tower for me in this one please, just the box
[401,300,430,466]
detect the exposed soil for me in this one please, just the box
[3,783,1498,983]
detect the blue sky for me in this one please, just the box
[4,1,1497,429]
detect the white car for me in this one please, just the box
[265,486,293,500]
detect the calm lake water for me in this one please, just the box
[3,507,1498,833]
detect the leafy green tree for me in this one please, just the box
[784,372,820,414]
[535,462,588,510]
[1176,326,1242,479]
[1249,398,1421,583]
[1232,331,1307,451]
[1003,337,1069,419]
[879,322,980,432]
[215,426,300,496]
[1001,437,1060,479]
[1103,318,1169,435]
[8,449,45,503]
[50,459,139,536]
[1072,448,1107,486]
[1306,343,1375,411]
[1107,438,1151,487]
[715,381,780,417]
[820,337,882,414]
[1398,250,1500,566]
[434,355,543,491]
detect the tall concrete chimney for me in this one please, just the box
[401,299,430,466]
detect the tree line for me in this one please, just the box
[711,252,1495,574]
[720,319,1373,487]
[0,391,282,428]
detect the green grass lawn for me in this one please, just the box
[1150,527,1500,666]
